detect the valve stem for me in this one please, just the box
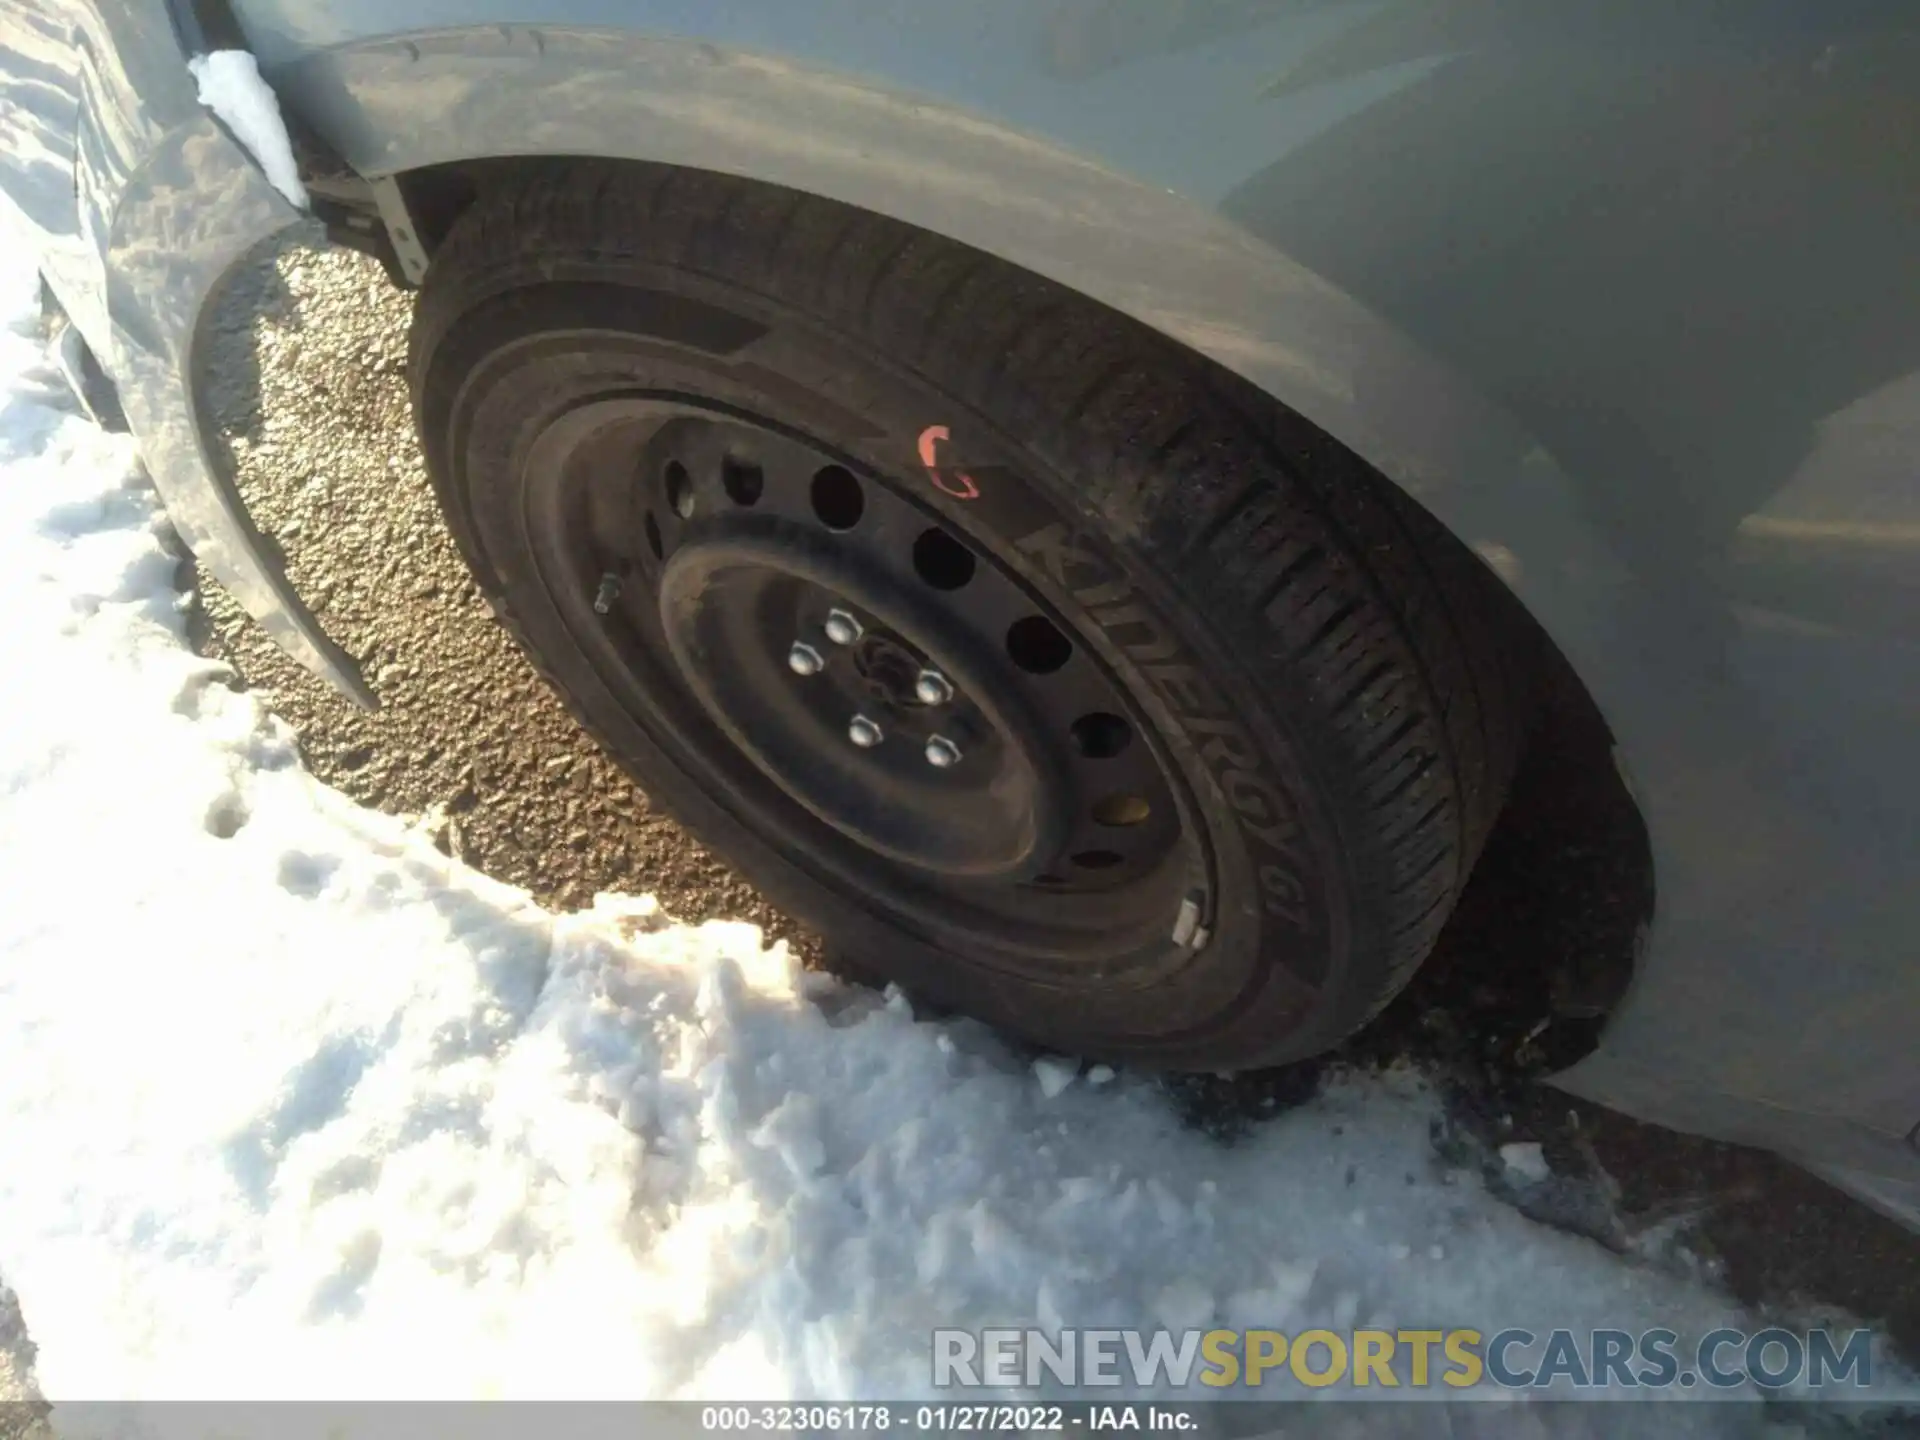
[592,573,622,615]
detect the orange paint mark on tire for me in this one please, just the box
[917,423,980,500]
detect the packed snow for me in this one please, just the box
[1501,1144,1554,1186]
[186,52,309,210]
[0,228,1904,1435]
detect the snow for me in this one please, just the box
[185,51,309,210]
[1502,1143,1553,1185]
[0,225,1906,1433]
[1033,1055,1079,1099]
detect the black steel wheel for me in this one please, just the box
[514,397,1202,972]
[410,163,1533,1070]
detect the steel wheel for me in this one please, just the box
[521,399,1209,973]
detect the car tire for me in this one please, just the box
[408,162,1533,1070]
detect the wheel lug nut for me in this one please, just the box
[914,669,954,706]
[848,714,884,748]
[591,572,622,615]
[824,609,863,646]
[787,642,825,676]
[924,735,962,769]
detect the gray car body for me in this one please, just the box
[3,0,1916,1223]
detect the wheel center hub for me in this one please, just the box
[656,518,1069,879]
[852,633,932,712]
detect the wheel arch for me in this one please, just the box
[263,25,1704,1092]
[270,27,1641,717]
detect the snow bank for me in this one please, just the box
[0,227,1899,1433]
[186,52,308,210]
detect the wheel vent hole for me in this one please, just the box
[913,527,977,591]
[665,460,695,519]
[722,457,764,507]
[1070,712,1131,759]
[1092,795,1151,828]
[1007,616,1072,674]
[1034,873,1067,887]
[643,512,664,561]
[811,465,865,529]
[1071,850,1124,871]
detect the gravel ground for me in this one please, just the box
[187,239,1920,1368]
[191,238,804,946]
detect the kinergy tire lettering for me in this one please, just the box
[1016,523,1313,930]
